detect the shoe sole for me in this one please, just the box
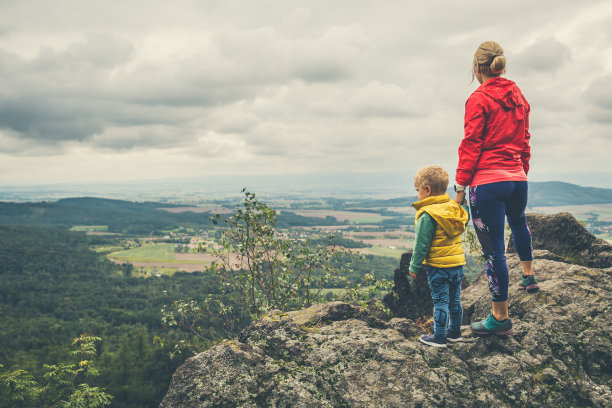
[518,283,540,292]
[419,337,447,348]
[470,328,514,336]
[447,337,463,343]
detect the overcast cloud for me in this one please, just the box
[1,0,611,187]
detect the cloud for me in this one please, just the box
[0,0,611,185]
[347,81,427,118]
[511,37,572,73]
[583,74,612,122]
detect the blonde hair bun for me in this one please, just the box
[474,41,506,76]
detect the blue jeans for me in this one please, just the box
[469,181,533,302]
[425,265,464,338]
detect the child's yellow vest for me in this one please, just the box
[413,195,468,268]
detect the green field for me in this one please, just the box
[351,215,390,224]
[91,245,124,253]
[70,225,108,232]
[132,266,181,278]
[367,246,406,259]
[108,243,177,262]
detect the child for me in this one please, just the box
[408,165,469,348]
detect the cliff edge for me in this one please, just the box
[160,214,612,407]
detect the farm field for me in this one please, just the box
[355,246,408,259]
[108,243,245,274]
[371,206,416,215]
[300,225,382,232]
[108,243,177,262]
[347,231,414,239]
[158,206,234,214]
[70,225,108,231]
[286,209,389,223]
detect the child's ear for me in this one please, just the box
[424,185,431,195]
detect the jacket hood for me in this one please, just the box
[475,77,525,110]
[412,195,468,237]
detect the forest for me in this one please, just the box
[0,225,243,407]
[0,224,397,407]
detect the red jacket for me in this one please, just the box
[456,77,531,186]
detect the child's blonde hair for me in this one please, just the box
[472,41,506,81]
[414,165,449,194]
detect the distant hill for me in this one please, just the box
[0,197,340,232]
[0,198,207,234]
[343,182,612,208]
[527,181,612,206]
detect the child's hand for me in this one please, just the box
[409,270,417,278]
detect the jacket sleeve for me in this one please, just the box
[456,93,486,186]
[521,103,531,175]
[409,213,436,275]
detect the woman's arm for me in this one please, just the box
[456,94,486,186]
[521,104,531,175]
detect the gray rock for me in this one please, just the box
[161,256,612,407]
[507,212,612,268]
[382,251,434,321]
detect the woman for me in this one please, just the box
[454,41,539,336]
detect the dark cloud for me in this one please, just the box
[583,75,612,122]
[511,37,571,73]
[583,75,612,109]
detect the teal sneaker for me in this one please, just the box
[518,274,540,293]
[470,313,513,335]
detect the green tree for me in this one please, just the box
[210,189,351,319]
[0,335,112,408]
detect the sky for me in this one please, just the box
[1,0,611,189]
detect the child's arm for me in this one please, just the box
[462,203,470,227]
[409,213,436,278]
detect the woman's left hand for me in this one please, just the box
[454,191,466,205]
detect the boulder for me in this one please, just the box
[382,251,433,320]
[507,212,612,268]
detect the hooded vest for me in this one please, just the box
[413,195,468,268]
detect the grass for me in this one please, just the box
[91,245,124,253]
[351,215,390,224]
[132,266,181,278]
[108,243,177,262]
[366,246,406,259]
[70,225,108,232]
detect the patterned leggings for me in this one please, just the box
[469,181,533,302]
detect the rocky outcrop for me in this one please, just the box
[161,214,612,407]
[382,251,433,320]
[161,251,612,407]
[507,212,612,268]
